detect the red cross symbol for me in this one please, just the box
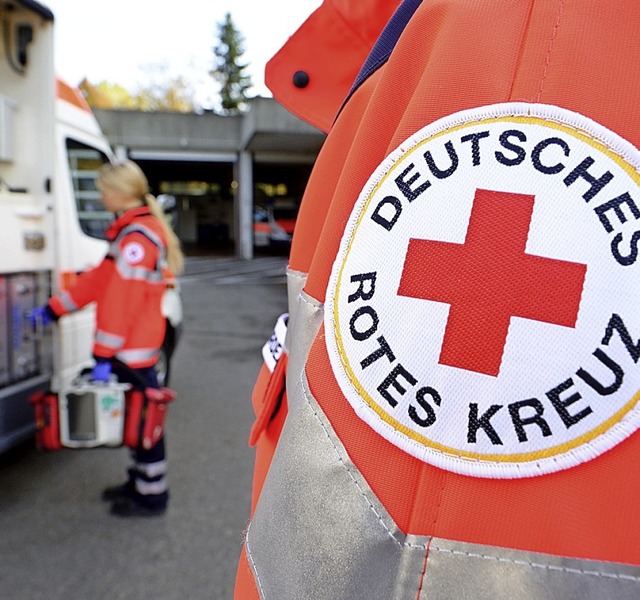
[397,188,587,376]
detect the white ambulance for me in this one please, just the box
[0,0,181,453]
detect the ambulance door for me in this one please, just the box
[52,134,112,393]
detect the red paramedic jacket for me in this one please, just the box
[265,0,402,133]
[49,206,169,368]
[237,0,640,598]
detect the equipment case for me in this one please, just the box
[29,374,175,451]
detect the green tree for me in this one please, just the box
[211,12,253,114]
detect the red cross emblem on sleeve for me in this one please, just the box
[398,188,587,376]
[325,103,640,477]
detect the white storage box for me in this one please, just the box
[59,376,131,448]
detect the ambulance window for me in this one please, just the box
[65,139,112,239]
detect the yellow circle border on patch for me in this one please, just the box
[325,102,640,478]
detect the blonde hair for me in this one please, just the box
[97,160,184,275]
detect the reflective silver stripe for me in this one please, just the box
[420,538,640,600]
[59,290,79,312]
[135,476,168,496]
[285,287,322,408]
[116,348,158,364]
[114,256,165,283]
[246,368,640,599]
[108,223,166,257]
[109,223,167,283]
[247,370,428,600]
[249,272,640,597]
[119,223,165,251]
[285,267,307,328]
[95,329,125,350]
[284,268,307,361]
[135,460,167,478]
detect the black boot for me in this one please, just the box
[110,495,167,517]
[101,469,136,501]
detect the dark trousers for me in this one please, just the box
[112,363,169,509]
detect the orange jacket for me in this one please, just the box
[237,1,640,598]
[244,0,404,519]
[265,0,401,133]
[49,206,169,368]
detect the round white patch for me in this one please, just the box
[123,242,145,264]
[325,103,640,478]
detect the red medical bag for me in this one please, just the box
[29,384,175,451]
[123,387,175,450]
[29,390,63,451]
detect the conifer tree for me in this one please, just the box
[211,12,253,114]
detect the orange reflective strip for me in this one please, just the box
[55,78,92,113]
[59,271,78,291]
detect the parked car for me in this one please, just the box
[253,200,298,247]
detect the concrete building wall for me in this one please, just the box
[95,108,242,156]
[94,98,326,259]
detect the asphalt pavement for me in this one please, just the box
[0,256,289,600]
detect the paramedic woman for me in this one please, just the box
[33,159,184,517]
